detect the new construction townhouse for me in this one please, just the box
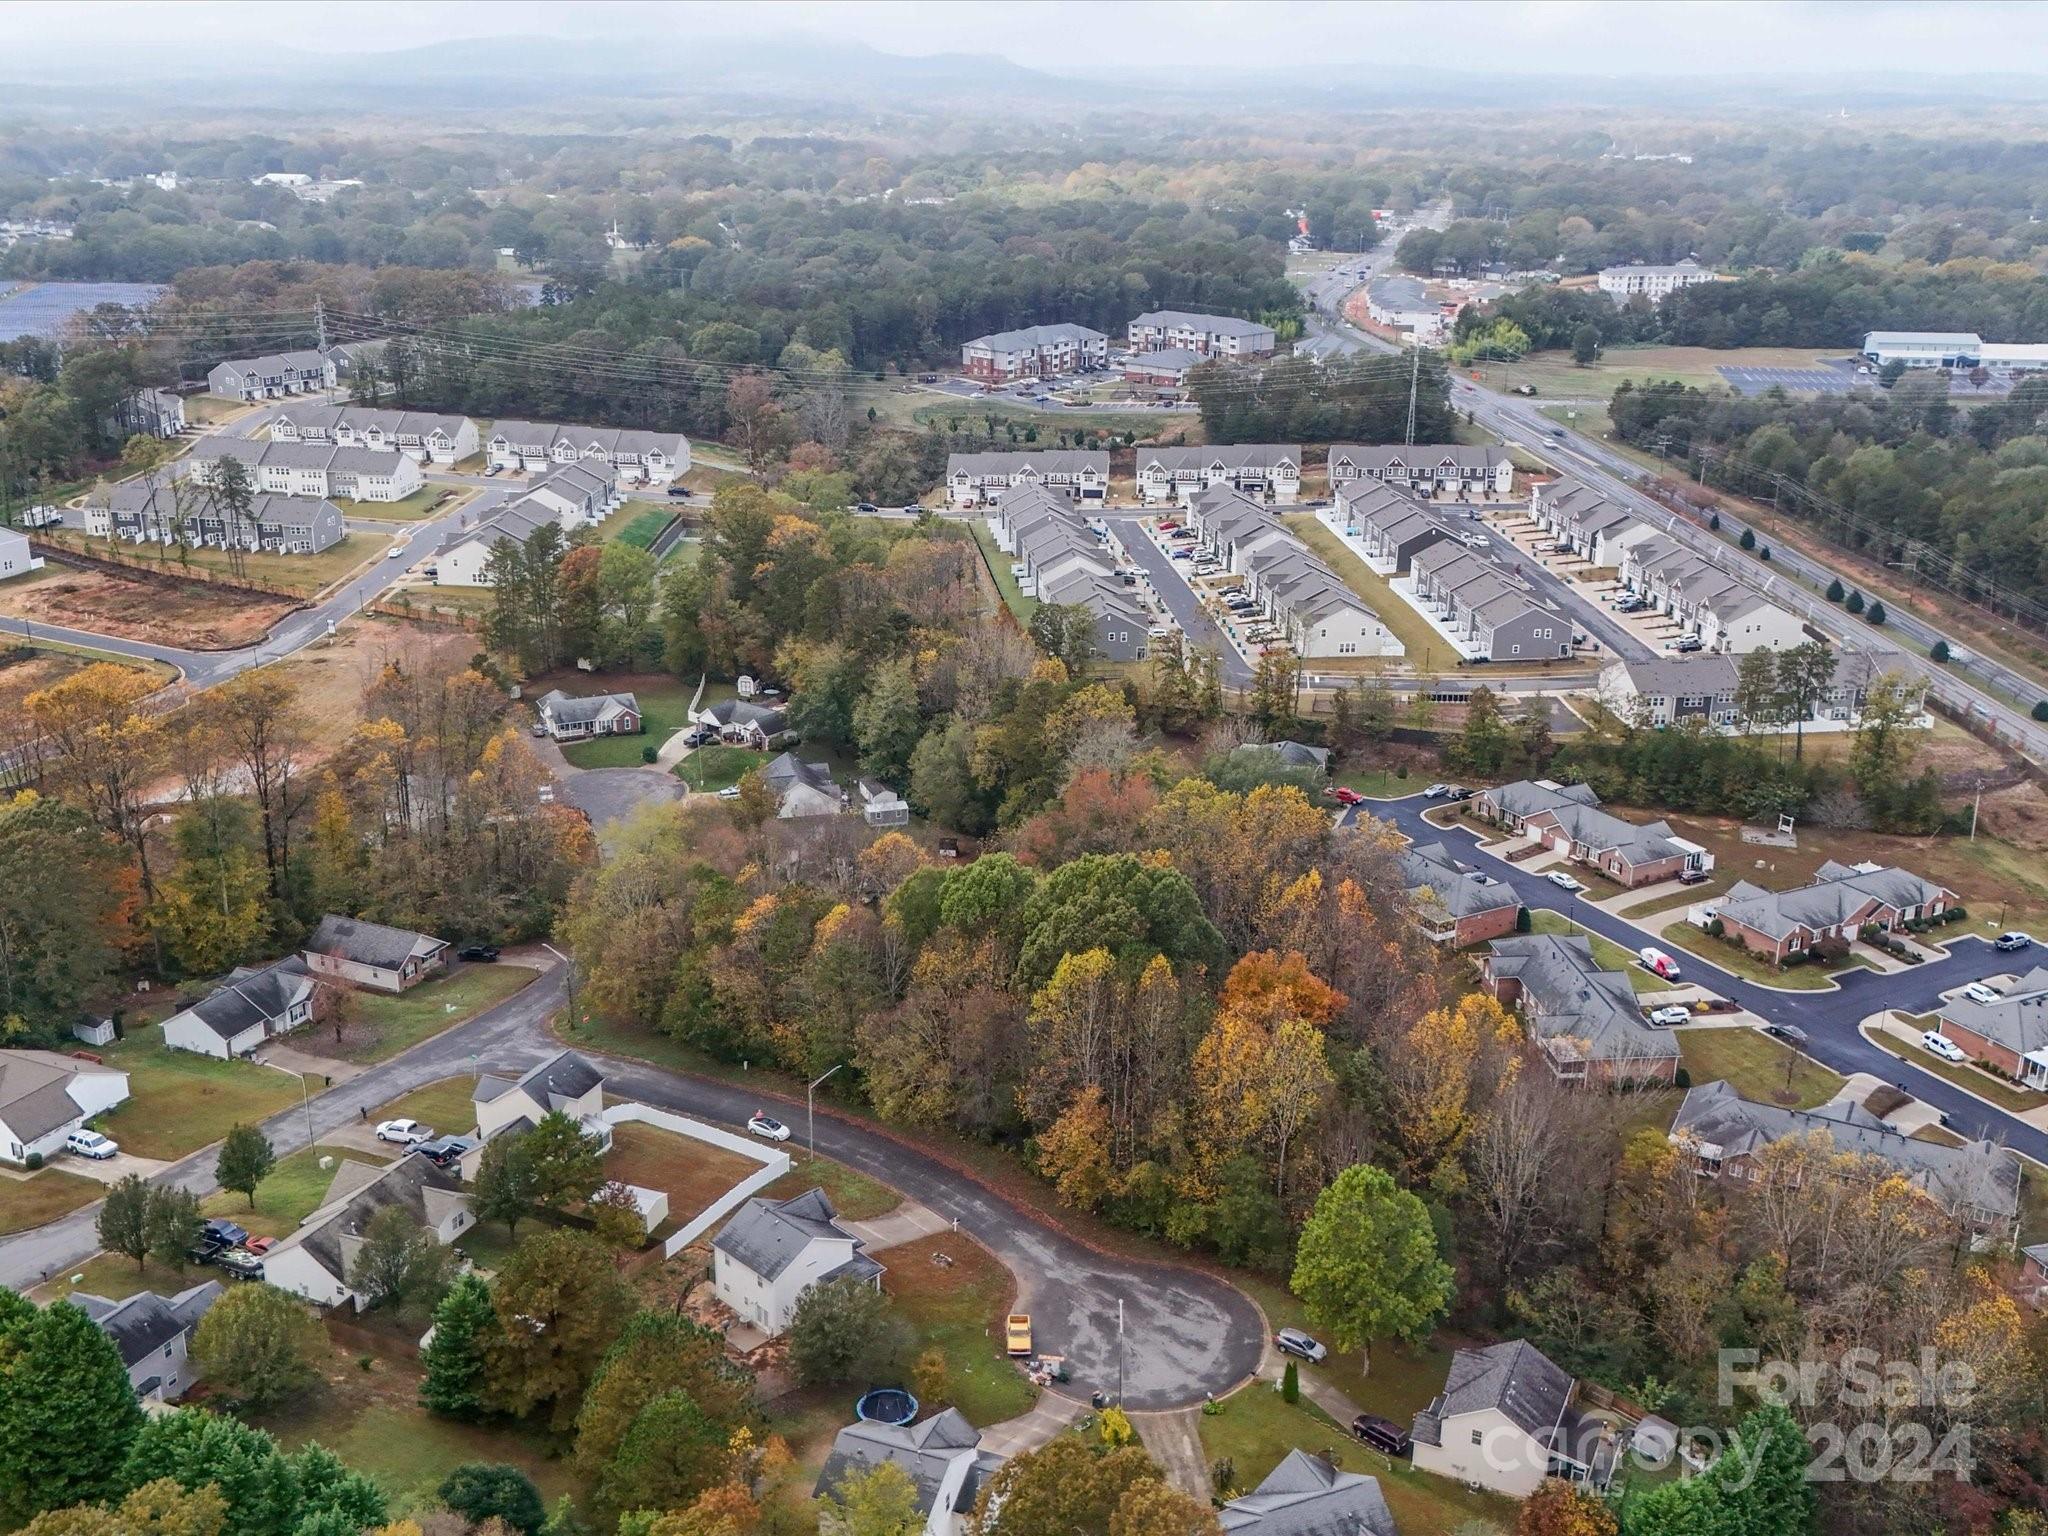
[485,420,691,484]
[1135,445,1301,506]
[270,406,479,465]
[946,450,1109,510]
[189,438,425,503]
[1326,443,1513,499]
[1405,544,1569,662]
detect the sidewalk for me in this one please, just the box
[980,1394,1082,1458]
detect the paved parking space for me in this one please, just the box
[1718,365,1863,396]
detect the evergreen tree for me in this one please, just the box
[1866,600,1887,626]
[471,1133,540,1237]
[145,1187,203,1274]
[438,1466,545,1536]
[1825,577,1845,602]
[421,1274,500,1421]
[1739,527,1756,551]
[0,1298,144,1522]
[1845,589,1865,615]
[1930,638,1950,663]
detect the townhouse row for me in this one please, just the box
[1596,651,1881,731]
[188,437,425,504]
[64,472,345,554]
[1182,486,1402,659]
[433,460,623,586]
[989,486,1152,662]
[1532,477,1807,654]
[268,407,690,484]
[205,341,390,402]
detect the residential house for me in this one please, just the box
[1125,310,1276,358]
[1406,545,1570,663]
[321,339,390,382]
[1670,1080,2023,1244]
[1242,544,1400,658]
[1219,1451,1397,1536]
[1597,260,1716,302]
[1327,443,1512,499]
[815,1409,1003,1536]
[2020,1244,2048,1308]
[1597,657,1741,729]
[75,475,344,555]
[485,420,690,484]
[692,697,792,749]
[189,438,425,504]
[946,451,1108,510]
[763,752,847,819]
[1701,860,1956,965]
[1479,778,1712,889]
[432,463,620,586]
[72,1283,222,1404]
[118,387,186,439]
[958,323,1107,382]
[1119,348,1202,388]
[1332,482,1455,574]
[302,915,449,995]
[271,406,479,466]
[857,779,911,828]
[474,1049,609,1146]
[1695,589,1809,654]
[1412,1339,1617,1497]
[206,350,330,402]
[1003,493,1152,662]
[1481,934,1680,1084]
[262,1156,474,1309]
[0,1051,131,1166]
[536,688,642,741]
[0,527,42,580]
[711,1187,884,1337]
[1400,841,1521,947]
[1135,445,1302,506]
[1935,968,2048,1090]
[160,956,321,1060]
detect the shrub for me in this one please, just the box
[2034,700,2048,723]
[1760,547,1771,561]
[1739,528,1756,551]
[1707,917,1724,938]
[1930,639,1950,664]
[24,1151,42,1170]
[1826,578,1845,602]
[641,745,658,764]
[1281,1361,1299,1404]
[1948,906,1967,924]
[1674,1066,1691,1089]
[1846,590,1866,615]
[1515,907,1532,933]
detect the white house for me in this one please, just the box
[262,1157,473,1310]
[692,697,791,749]
[72,1283,222,1404]
[711,1187,884,1337]
[302,914,449,994]
[815,1409,1002,1536]
[159,956,320,1060]
[0,1051,131,1166]
[474,1049,610,1148]
[945,451,1108,510]
[486,420,691,484]
[761,752,847,819]
[0,527,43,581]
[858,779,910,828]
[270,406,478,466]
[1135,445,1301,506]
[1411,1338,1617,1497]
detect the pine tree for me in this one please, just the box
[1845,589,1865,615]
[0,1300,145,1523]
[1738,527,1755,550]
[1825,577,1845,602]
[1866,600,1887,626]
[1930,638,1950,663]
[421,1275,499,1422]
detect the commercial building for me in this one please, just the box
[946,450,1108,510]
[1124,310,1276,358]
[1118,348,1202,388]
[1481,933,1681,1085]
[958,323,1107,383]
[1327,443,1513,499]
[1134,445,1301,506]
[1364,275,1444,340]
[1857,332,2048,371]
[1597,260,1715,302]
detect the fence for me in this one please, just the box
[599,1101,791,1257]
[366,597,482,631]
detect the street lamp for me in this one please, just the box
[807,1064,844,1163]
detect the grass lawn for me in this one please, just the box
[329,963,538,1064]
[1233,1276,1459,1430]
[1658,921,1842,990]
[1867,1019,2046,1113]
[675,743,767,792]
[559,677,697,768]
[968,518,1037,626]
[0,1166,105,1236]
[35,1252,208,1302]
[1530,910,1662,994]
[604,1122,768,1225]
[764,1153,903,1221]
[335,487,455,522]
[96,1026,321,1161]
[597,503,675,550]
[1474,344,1850,402]
[877,1229,1037,1427]
[369,1077,481,1135]
[1281,514,1457,673]
[201,1142,390,1238]
[1678,1027,1844,1109]
[1620,880,1733,920]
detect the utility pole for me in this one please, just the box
[1117,1298,1125,1405]
[808,1063,844,1163]
[1404,344,1420,446]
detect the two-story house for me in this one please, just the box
[1326,443,1512,499]
[947,451,1109,510]
[474,1049,611,1149]
[1135,445,1301,506]
[815,1409,1003,1536]
[1399,841,1522,948]
[73,1283,222,1403]
[485,420,690,483]
[1413,1339,1617,1497]
[712,1187,884,1337]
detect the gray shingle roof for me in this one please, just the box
[0,1050,125,1141]
[1938,965,2048,1063]
[71,1282,221,1369]
[815,1409,993,1517]
[1400,841,1519,921]
[1330,443,1506,474]
[1484,934,1678,1066]
[1138,444,1301,475]
[305,914,442,971]
[1716,861,1952,942]
[963,323,1106,352]
[949,450,1108,478]
[537,689,640,728]
[1415,1338,1574,1443]
[1130,310,1274,339]
[184,956,315,1043]
[701,698,789,735]
[516,1049,604,1105]
[272,1154,467,1283]
[1219,1451,1396,1536]
[713,1187,867,1281]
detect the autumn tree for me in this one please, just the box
[188,1283,324,1408]
[201,672,315,899]
[484,1230,636,1428]
[970,1439,1172,1536]
[26,664,165,899]
[0,793,134,1039]
[1385,992,1522,1193]
[1515,1479,1617,1536]
[348,1204,461,1318]
[574,1311,754,1478]
[1291,1164,1454,1373]
[819,1461,920,1536]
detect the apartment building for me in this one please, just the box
[1326,443,1513,499]
[189,438,424,503]
[1597,260,1716,302]
[1001,490,1150,661]
[958,323,1108,382]
[485,420,691,483]
[1615,537,1807,654]
[272,406,479,465]
[1134,444,1301,506]
[206,349,330,401]
[117,387,186,439]
[947,450,1109,511]
[1124,310,1276,358]
[1407,545,1570,662]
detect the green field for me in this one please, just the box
[1282,513,1458,672]
[968,517,1036,626]
[764,1156,901,1221]
[1467,344,1853,402]
[331,963,538,1063]
[370,1077,483,1134]
[335,488,455,522]
[675,743,767,792]
[611,507,672,549]
[558,679,696,768]
[878,1230,1037,1426]
[1677,1027,1844,1109]
[0,1166,105,1235]
[1530,909,1662,994]
[96,1026,322,1160]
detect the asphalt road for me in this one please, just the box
[1351,793,2048,1165]
[1116,528,1251,686]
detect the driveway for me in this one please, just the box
[559,766,684,834]
[1347,794,2048,1164]
[582,1050,1267,1410]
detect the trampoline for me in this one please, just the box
[854,1387,919,1425]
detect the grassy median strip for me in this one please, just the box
[1867,1019,2046,1113]
[1281,514,1453,670]
[969,518,1037,626]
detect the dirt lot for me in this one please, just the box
[0,649,90,714]
[266,621,475,761]
[0,566,296,650]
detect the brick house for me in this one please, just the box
[1702,860,1957,965]
[1473,779,1711,889]
[1480,933,1680,1085]
[1399,841,1521,947]
[1935,967,2048,1090]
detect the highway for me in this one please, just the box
[1295,261,2048,764]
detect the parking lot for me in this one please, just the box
[1716,364,1865,396]
[1478,510,1670,658]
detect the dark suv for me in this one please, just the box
[1351,1414,1412,1457]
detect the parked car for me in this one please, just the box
[1637,946,1682,981]
[1422,782,1449,798]
[65,1129,118,1160]
[412,1135,477,1169]
[1274,1328,1328,1364]
[1171,549,1192,560]
[1445,786,1473,801]
[1995,931,2033,952]
[1545,871,1585,892]
[1648,1005,1692,1027]
[457,944,500,963]
[666,484,691,499]
[682,725,717,748]
[1351,1414,1412,1457]
[189,1219,248,1266]
[375,1118,433,1146]
[747,1113,791,1142]
[1963,981,2004,1006]
[1673,636,1704,653]
[1324,786,1365,806]
[855,502,879,515]
[1006,1314,1033,1356]
[1921,1030,1967,1063]
[482,465,500,477]
[716,784,742,799]
[1764,1023,1808,1045]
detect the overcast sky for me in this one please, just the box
[4,0,2047,78]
